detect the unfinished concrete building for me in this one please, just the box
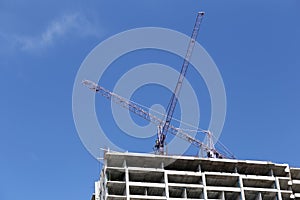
[91,151,300,200]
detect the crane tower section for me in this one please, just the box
[156,12,205,154]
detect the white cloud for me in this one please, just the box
[15,13,102,51]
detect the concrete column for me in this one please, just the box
[182,188,187,199]
[198,164,202,173]
[104,173,108,200]
[255,192,262,200]
[270,169,274,176]
[218,191,225,200]
[164,170,169,199]
[124,160,130,200]
[202,173,208,200]
[238,176,245,200]
[234,166,238,173]
[95,181,101,200]
[275,177,282,200]
[103,159,108,200]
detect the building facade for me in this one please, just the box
[91,152,300,200]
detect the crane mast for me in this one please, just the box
[156,12,205,153]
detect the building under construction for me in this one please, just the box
[91,151,300,200]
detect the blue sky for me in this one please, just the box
[1,0,300,199]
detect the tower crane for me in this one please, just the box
[82,12,236,159]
